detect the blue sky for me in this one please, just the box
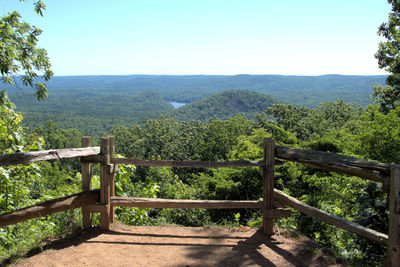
[0,0,392,76]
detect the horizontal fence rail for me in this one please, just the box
[111,197,263,209]
[275,146,398,185]
[110,197,292,218]
[274,189,388,246]
[0,190,100,227]
[0,147,100,166]
[276,146,396,173]
[112,158,263,168]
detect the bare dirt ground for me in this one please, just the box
[12,223,342,267]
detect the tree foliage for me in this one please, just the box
[374,0,400,111]
[0,0,53,101]
[1,92,398,265]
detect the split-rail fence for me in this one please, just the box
[0,136,399,266]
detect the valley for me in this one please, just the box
[8,74,386,136]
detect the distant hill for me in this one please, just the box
[8,74,386,107]
[6,74,387,135]
[13,91,173,135]
[12,90,172,115]
[171,90,275,121]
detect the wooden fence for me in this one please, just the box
[0,136,399,266]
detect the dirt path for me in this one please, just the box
[13,224,341,267]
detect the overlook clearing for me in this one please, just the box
[0,136,398,266]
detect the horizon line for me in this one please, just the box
[49,73,388,77]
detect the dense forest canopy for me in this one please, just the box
[5,74,386,136]
[8,73,386,104]
[7,89,276,136]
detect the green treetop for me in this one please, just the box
[0,0,53,101]
[374,0,400,111]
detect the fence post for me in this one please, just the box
[109,136,116,223]
[99,136,111,229]
[81,136,92,229]
[387,167,400,266]
[262,137,275,236]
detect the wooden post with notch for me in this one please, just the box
[99,136,111,229]
[262,137,275,236]
[81,136,93,229]
[387,167,400,266]
[109,136,116,223]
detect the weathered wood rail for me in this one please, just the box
[111,197,263,209]
[273,189,388,246]
[0,147,100,166]
[276,146,391,184]
[0,136,399,266]
[111,158,263,168]
[0,190,100,227]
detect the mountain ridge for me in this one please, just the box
[8,74,386,106]
[6,74,387,135]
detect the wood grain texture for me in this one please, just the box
[0,147,100,166]
[81,136,93,229]
[263,138,275,236]
[263,208,291,218]
[387,167,400,266]
[99,137,111,229]
[0,190,100,227]
[109,136,116,223]
[276,146,396,173]
[84,204,109,213]
[273,189,388,246]
[112,158,263,168]
[111,197,262,209]
[276,145,391,184]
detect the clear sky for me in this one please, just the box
[0,0,392,76]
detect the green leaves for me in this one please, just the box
[0,92,26,153]
[356,105,400,163]
[374,0,400,111]
[264,101,361,141]
[19,1,47,17]
[1,3,53,101]
[33,1,46,17]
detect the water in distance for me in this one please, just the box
[169,102,187,109]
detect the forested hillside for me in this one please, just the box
[9,74,386,105]
[13,90,173,135]
[7,74,386,136]
[11,89,276,135]
[171,90,275,121]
